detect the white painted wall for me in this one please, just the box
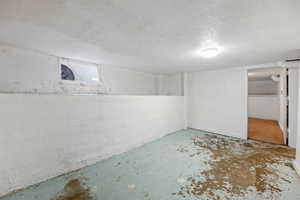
[157,73,183,96]
[187,67,248,139]
[248,95,280,120]
[0,45,158,95]
[183,73,189,129]
[103,66,157,95]
[0,45,60,94]
[288,67,299,148]
[0,94,184,196]
[0,44,185,196]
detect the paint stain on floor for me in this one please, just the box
[52,179,93,200]
[173,133,296,199]
[1,129,300,200]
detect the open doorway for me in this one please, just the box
[247,65,299,147]
[247,67,286,145]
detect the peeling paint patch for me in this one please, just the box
[176,178,186,183]
[127,184,136,191]
[174,133,296,199]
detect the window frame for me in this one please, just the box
[58,58,100,86]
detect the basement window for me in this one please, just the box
[61,64,75,80]
[60,60,99,83]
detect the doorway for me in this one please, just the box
[247,66,299,146]
[247,67,286,145]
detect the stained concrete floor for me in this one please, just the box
[1,129,300,200]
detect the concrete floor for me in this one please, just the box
[1,129,300,200]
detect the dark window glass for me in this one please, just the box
[61,64,75,80]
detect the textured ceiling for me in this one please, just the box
[0,0,300,73]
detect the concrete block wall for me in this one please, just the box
[0,94,184,196]
[0,45,159,95]
[0,44,185,196]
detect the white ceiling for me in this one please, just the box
[0,0,300,73]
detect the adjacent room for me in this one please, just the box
[248,67,285,145]
[247,66,299,147]
[1,1,300,200]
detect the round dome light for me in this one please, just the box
[199,47,220,58]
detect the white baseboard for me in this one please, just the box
[293,160,300,176]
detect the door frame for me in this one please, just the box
[287,66,299,147]
[245,63,288,144]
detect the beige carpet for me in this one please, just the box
[248,117,285,145]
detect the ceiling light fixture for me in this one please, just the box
[198,46,221,58]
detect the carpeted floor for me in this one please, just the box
[248,117,285,145]
[1,129,300,200]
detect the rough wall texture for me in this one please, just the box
[0,45,158,95]
[0,94,184,196]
